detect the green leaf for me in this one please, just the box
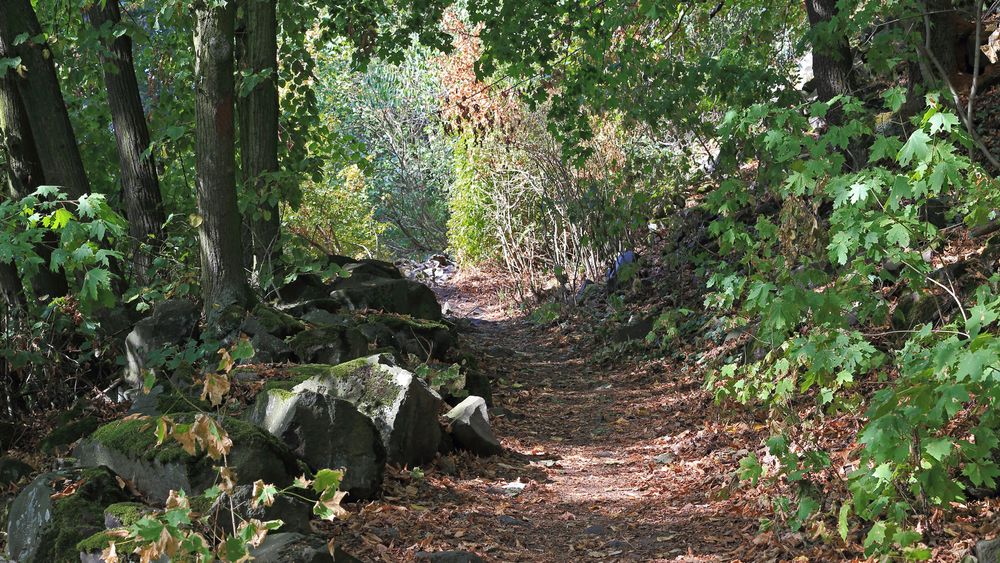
[928,112,959,135]
[838,503,851,541]
[924,438,952,461]
[885,223,910,249]
[883,87,906,112]
[870,136,902,163]
[898,130,931,166]
[312,468,343,494]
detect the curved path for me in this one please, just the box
[326,269,771,562]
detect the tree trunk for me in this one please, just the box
[86,0,166,286]
[237,0,281,280]
[0,63,69,301]
[0,0,90,199]
[804,0,853,123]
[194,0,251,320]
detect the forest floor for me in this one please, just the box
[324,268,811,562]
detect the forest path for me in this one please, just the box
[329,269,766,562]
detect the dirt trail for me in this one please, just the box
[329,269,770,562]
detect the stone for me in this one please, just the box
[250,330,294,364]
[585,524,608,535]
[288,326,368,365]
[354,313,455,361]
[208,484,312,535]
[497,514,529,527]
[611,315,655,343]
[74,414,300,504]
[329,278,442,321]
[124,299,200,386]
[39,414,99,454]
[975,537,1000,563]
[247,391,385,499]
[252,355,442,467]
[102,502,151,529]
[277,273,333,303]
[0,457,32,486]
[446,396,502,456]
[6,467,130,563]
[414,551,485,562]
[249,532,361,562]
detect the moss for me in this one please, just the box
[40,416,99,454]
[104,502,148,528]
[155,389,210,415]
[357,312,448,332]
[39,467,130,562]
[75,530,115,554]
[252,303,305,337]
[90,416,192,464]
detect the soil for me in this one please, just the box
[325,268,792,562]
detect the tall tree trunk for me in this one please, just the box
[0,0,90,199]
[0,63,69,301]
[86,0,166,286]
[194,0,251,321]
[237,0,281,281]
[804,0,853,124]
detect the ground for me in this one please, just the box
[323,269,789,561]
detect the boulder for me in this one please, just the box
[249,532,361,562]
[39,415,99,454]
[254,355,442,467]
[329,255,403,280]
[329,278,442,321]
[124,299,200,387]
[75,415,300,504]
[288,326,368,365]
[278,274,333,303]
[975,537,1000,563]
[354,313,454,360]
[415,551,485,563]
[445,396,502,456]
[247,391,385,499]
[6,466,130,563]
[208,484,312,536]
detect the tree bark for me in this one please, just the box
[237,0,281,280]
[0,62,69,301]
[194,0,251,320]
[804,0,854,124]
[86,0,166,285]
[0,0,90,199]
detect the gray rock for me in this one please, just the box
[415,551,485,562]
[249,532,361,562]
[329,278,442,321]
[497,515,529,527]
[208,484,312,535]
[611,315,655,343]
[250,330,294,364]
[6,467,129,563]
[288,326,368,365]
[975,537,1000,563]
[124,299,199,386]
[75,415,300,504]
[0,456,32,486]
[446,396,501,456]
[251,355,442,467]
[247,391,385,499]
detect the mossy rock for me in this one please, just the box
[40,415,99,454]
[75,414,300,503]
[75,530,116,555]
[248,355,442,467]
[7,466,131,563]
[130,385,211,417]
[329,278,442,321]
[287,325,367,365]
[103,501,150,528]
[251,303,306,338]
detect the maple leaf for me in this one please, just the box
[101,542,119,563]
[201,372,231,407]
[218,466,238,493]
[252,479,277,508]
[165,489,189,510]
